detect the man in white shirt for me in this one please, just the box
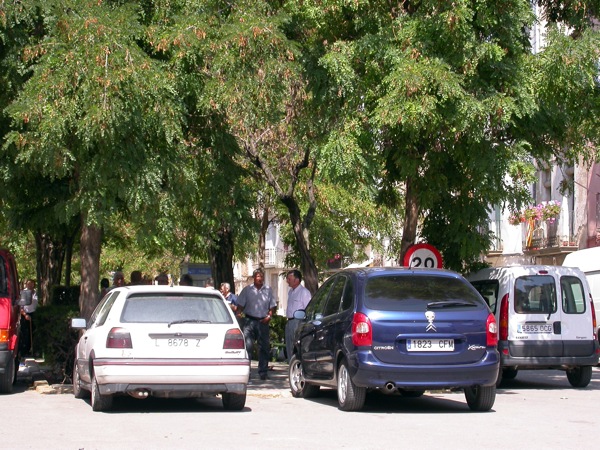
[285,270,312,363]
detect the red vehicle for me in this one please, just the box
[0,249,31,394]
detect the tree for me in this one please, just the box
[2,1,185,318]
[295,0,599,271]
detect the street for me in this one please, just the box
[3,363,599,450]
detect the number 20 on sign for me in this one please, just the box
[402,243,443,269]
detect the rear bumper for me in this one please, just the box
[93,357,250,396]
[500,340,600,369]
[349,349,500,389]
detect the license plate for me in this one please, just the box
[407,339,454,352]
[154,338,201,347]
[518,324,553,334]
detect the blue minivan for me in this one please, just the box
[288,267,499,411]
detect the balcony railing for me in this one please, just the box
[521,217,577,252]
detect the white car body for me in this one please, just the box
[71,285,249,411]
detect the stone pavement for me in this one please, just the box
[17,358,292,397]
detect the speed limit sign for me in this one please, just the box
[403,243,443,269]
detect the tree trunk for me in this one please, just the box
[283,197,319,294]
[79,221,102,320]
[257,206,270,270]
[64,225,79,288]
[399,175,420,265]
[34,231,66,306]
[209,226,235,293]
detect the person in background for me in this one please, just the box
[205,277,216,289]
[235,268,277,381]
[130,270,143,285]
[110,271,126,290]
[180,274,194,286]
[285,270,312,363]
[220,282,238,310]
[99,278,110,300]
[19,279,38,357]
[155,272,169,285]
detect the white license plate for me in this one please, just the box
[154,338,201,347]
[407,339,454,352]
[518,324,553,334]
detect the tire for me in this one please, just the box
[91,375,113,412]
[337,359,366,411]
[503,367,518,380]
[222,391,247,411]
[288,354,320,398]
[0,354,15,394]
[464,385,496,412]
[72,359,86,399]
[567,366,592,388]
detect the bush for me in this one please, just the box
[32,304,80,383]
[50,285,80,306]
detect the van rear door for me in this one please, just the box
[510,268,594,358]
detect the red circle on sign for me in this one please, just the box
[403,243,443,269]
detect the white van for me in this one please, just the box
[467,265,599,387]
[563,247,600,342]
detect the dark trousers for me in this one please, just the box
[243,318,270,376]
[19,313,34,356]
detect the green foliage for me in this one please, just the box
[32,304,80,382]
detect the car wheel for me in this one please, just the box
[337,358,366,411]
[0,354,15,394]
[222,391,247,411]
[464,385,496,412]
[288,354,320,398]
[503,367,518,380]
[399,389,425,398]
[567,366,592,388]
[72,359,86,399]
[91,375,113,412]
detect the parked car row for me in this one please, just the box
[7,252,594,414]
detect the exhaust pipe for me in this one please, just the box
[384,382,397,393]
[128,389,150,399]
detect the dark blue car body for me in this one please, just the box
[288,267,500,411]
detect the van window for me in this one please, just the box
[514,275,556,314]
[469,280,499,312]
[560,276,586,314]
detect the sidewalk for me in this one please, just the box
[17,358,292,397]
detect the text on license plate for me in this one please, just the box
[154,338,202,347]
[407,339,454,352]
[517,324,553,334]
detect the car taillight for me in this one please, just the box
[352,313,372,346]
[486,313,498,347]
[499,293,509,341]
[0,329,8,344]
[224,328,245,349]
[590,294,597,339]
[106,327,132,348]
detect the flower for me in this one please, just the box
[508,201,561,226]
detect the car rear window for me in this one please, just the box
[120,293,233,324]
[365,275,484,311]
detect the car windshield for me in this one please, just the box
[365,275,484,311]
[120,293,233,324]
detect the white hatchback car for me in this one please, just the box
[71,285,249,411]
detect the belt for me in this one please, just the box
[245,315,263,321]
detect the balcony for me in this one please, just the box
[522,218,578,257]
[265,247,289,267]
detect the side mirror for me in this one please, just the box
[293,309,306,320]
[71,318,87,329]
[17,289,32,307]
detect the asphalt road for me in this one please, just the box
[4,362,599,450]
